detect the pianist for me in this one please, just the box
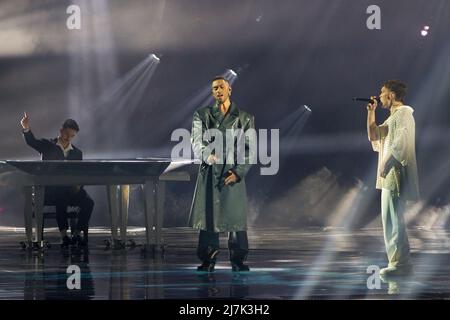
[20,112,94,248]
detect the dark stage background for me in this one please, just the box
[0,0,449,230]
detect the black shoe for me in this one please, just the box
[61,236,72,248]
[197,248,219,272]
[78,235,88,247]
[231,262,250,272]
[81,235,88,247]
[197,262,216,272]
[72,234,81,245]
[72,234,89,247]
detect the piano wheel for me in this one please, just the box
[32,241,41,250]
[127,239,136,248]
[104,239,111,249]
[20,241,29,250]
[113,239,125,250]
[141,244,156,255]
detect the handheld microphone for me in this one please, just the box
[352,97,381,104]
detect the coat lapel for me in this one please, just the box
[210,100,223,127]
[210,101,240,130]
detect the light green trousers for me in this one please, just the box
[381,188,411,268]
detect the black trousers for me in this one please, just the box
[197,230,249,264]
[198,168,249,263]
[44,187,94,233]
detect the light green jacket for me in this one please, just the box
[371,105,420,200]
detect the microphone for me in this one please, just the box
[352,97,381,104]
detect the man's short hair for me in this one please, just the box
[62,119,80,132]
[212,76,230,85]
[383,80,407,102]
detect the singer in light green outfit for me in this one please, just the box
[367,80,419,276]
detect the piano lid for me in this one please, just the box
[0,159,173,176]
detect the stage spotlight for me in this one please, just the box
[424,25,430,31]
[421,30,428,37]
[228,69,237,77]
[304,105,312,112]
[150,53,160,62]
[167,68,240,129]
[224,69,238,85]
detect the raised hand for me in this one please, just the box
[20,111,30,130]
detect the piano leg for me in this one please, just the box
[143,179,157,252]
[120,185,129,244]
[155,180,165,252]
[33,186,45,248]
[23,186,33,246]
[106,185,121,248]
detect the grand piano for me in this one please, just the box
[0,158,193,251]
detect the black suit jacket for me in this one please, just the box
[22,130,82,160]
[22,130,84,197]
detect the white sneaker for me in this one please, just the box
[380,266,396,275]
[380,264,413,276]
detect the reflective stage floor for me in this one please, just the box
[1,227,450,300]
